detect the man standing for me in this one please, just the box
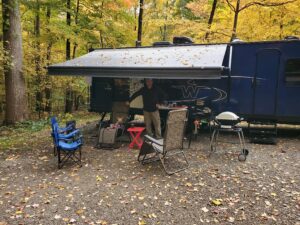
[129,79,165,138]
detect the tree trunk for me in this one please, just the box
[74,94,82,111]
[136,0,144,47]
[45,5,52,112]
[99,0,105,48]
[46,6,52,63]
[2,0,28,124]
[34,0,43,116]
[65,88,73,113]
[205,0,218,41]
[72,0,80,59]
[65,0,73,113]
[99,30,104,48]
[66,0,71,61]
[231,0,240,40]
[279,10,284,39]
[162,0,169,41]
[134,3,137,31]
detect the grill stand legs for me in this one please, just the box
[209,128,248,161]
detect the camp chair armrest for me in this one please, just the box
[144,135,164,146]
[58,134,82,142]
[57,124,74,133]
[60,129,81,139]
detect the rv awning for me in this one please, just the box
[48,44,228,79]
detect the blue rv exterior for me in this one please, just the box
[227,40,300,123]
[89,40,300,124]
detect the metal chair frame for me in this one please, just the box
[57,146,82,169]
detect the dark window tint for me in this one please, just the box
[286,59,300,82]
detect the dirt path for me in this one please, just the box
[0,124,299,225]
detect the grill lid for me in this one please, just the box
[216,112,240,121]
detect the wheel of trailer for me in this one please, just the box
[238,153,246,161]
[238,149,248,161]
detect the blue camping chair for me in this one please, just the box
[51,118,83,169]
[52,123,83,169]
[50,117,81,156]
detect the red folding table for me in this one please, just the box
[127,127,145,150]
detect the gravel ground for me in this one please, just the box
[0,123,299,225]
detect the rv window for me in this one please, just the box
[285,59,300,82]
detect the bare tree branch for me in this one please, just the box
[225,0,236,12]
[239,0,297,12]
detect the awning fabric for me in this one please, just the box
[47,44,228,79]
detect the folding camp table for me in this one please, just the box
[127,127,145,150]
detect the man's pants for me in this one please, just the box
[143,110,161,138]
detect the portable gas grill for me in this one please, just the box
[215,111,240,127]
[210,112,249,161]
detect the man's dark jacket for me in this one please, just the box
[130,86,165,112]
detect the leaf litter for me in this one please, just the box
[0,122,299,224]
